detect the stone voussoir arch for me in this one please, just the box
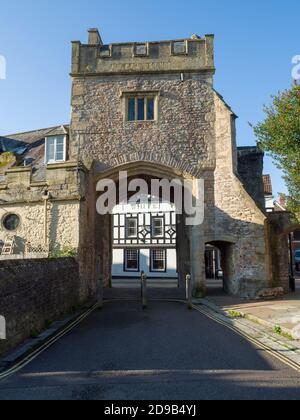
[94,159,199,184]
[104,152,203,179]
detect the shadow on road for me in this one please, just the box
[0,301,299,400]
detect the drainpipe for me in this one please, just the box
[42,191,50,251]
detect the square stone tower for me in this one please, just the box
[70,29,216,175]
[69,29,272,298]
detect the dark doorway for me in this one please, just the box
[205,241,236,296]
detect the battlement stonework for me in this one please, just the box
[71,29,214,76]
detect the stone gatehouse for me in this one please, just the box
[0,29,293,299]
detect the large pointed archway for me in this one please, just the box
[78,161,205,299]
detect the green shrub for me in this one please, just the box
[227,310,245,319]
[274,325,282,335]
[49,245,77,258]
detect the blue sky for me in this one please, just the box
[0,0,299,196]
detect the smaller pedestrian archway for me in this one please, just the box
[205,240,236,295]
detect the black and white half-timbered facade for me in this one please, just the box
[112,199,178,279]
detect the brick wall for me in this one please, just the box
[0,258,87,356]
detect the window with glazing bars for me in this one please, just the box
[152,217,164,237]
[127,96,155,121]
[151,249,166,272]
[126,218,138,238]
[125,249,139,271]
[45,135,66,164]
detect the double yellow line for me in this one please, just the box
[0,299,299,381]
[192,304,300,373]
[0,303,99,381]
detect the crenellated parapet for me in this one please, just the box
[0,162,86,204]
[71,29,215,76]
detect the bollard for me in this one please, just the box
[186,274,192,310]
[141,271,148,310]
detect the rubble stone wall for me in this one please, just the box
[0,258,87,356]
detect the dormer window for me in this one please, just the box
[45,135,66,164]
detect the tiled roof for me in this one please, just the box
[0,125,69,181]
[0,125,69,161]
[4,125,69,144]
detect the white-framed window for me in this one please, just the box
[45,135,67,164]
[126,218,138,238]
[152,217,164,238]
[151,249,166,272]
[125,249,139,272]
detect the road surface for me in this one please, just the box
[0,301,299,400]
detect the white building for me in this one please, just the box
[263,175,275,212]
[112,198,178,279]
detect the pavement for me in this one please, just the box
[205,274,300,342]
[0,300,299,400]
[111,278,179,289]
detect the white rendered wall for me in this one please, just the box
[113,199,176,215]
[112,248,177,278]
[265,195,275,211]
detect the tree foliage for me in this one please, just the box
[254,85,300,214]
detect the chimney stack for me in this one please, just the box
[88,28,103,45]
[279,193,287,209]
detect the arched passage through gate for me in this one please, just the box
[92,162,197,291]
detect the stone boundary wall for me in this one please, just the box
[0,258,85,356]
[268,212,300,292]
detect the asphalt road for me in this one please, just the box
[0,301,299,400]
